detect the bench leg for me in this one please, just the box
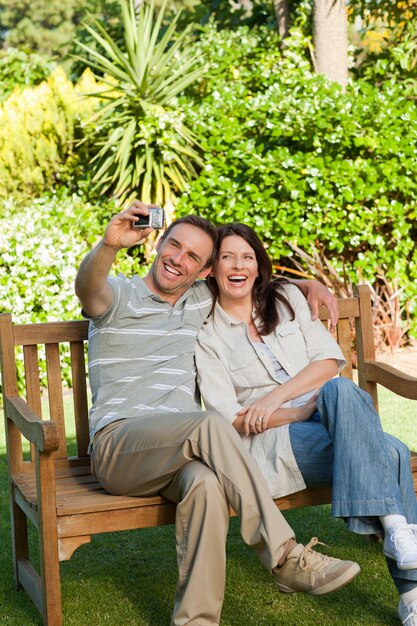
[10,497,62,625]
[10,498,29,589]
[39,535,63,626]
[37,452,63,626]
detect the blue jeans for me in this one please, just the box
[289,377,417,594]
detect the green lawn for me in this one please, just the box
[0,386,415,625]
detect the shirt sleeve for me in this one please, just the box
[283,284,346,372]
[82,275,123,327]
[195,325,243,424]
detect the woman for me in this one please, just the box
[195,223,417,626]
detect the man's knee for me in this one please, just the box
[173,461,229,521]
[197,410,240,441]
[177,461,226,500]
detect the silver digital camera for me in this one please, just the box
[133,207,165,229]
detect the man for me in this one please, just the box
[75,200,360,626]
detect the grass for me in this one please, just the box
[0,386,416,626]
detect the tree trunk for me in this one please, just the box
[272,0,290,40]
[313,0,348,91]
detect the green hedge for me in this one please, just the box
[177,24,417,332]
[0,192,148,391]
[0,191,150,325]
[0,68,98,201]
[0,48,55,101]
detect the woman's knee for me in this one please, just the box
[318,378,354,415]
[385,433,410,467]
[320,377,376,412]
[321,376,354,399]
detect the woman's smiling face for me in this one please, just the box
[213,235,259,304]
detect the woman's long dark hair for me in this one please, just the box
[207,223,295,335]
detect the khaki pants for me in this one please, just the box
[92,411,294,626]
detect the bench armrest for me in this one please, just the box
[5,396,59,453]
[364,361,417,401]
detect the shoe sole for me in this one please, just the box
[276,563,361,596]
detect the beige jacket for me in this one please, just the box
[195,283,346,498]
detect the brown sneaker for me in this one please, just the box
[273,537,360,596]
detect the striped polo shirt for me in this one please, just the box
[87,275,213,441]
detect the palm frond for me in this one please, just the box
[152,21,192,76]
[164,164,187,190]
[75,29,132,82]
[152,66,204,103]
[77,0,205,205]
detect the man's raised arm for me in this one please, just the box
[289,278,339,331]
[75,200,153,318]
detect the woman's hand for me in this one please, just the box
[236,395,284,436]
[235,391,319,435]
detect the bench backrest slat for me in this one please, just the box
[336,318,353,379]
[23,344,43,418]
[45,343,68,459]
[22,344,43,461]
[13,320,89,346]
[70,340,90,457]
[318,296,360,382]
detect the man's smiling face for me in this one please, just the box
[145,223,214,304]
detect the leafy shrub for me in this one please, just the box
[0,0,123,67]
[177,23,417,337]
[0,48,55,101]
[0,67,98,202]
[0,191,148,324]
[283,244,416,352]
[0,191,148,392]
[356,29,417,92]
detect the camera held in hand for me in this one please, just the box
[133,207,165,230]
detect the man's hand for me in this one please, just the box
[305,280,338,331]
[285,277,339,331]
[292,279,338,331]
[75,199,158,318]
[103,200,157,251]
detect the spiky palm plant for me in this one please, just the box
[75,0,205,206]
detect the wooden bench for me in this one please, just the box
[1,284,416,626]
